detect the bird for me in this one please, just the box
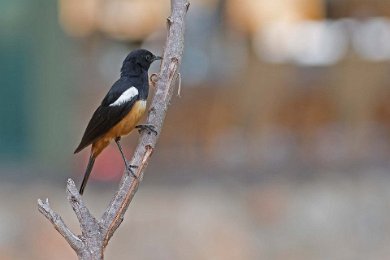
[74,49,162,195]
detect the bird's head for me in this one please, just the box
[121,49,162,76]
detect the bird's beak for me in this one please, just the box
[153,55,162,61]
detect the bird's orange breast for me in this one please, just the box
[91,100,147,157]
[109,100,147,138]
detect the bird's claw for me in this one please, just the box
[136,124,158,135]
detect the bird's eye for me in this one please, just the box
[146,55,152,61]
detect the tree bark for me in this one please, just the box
[37,1,189,259]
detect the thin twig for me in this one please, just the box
[177,72,182,97]
[37,198,83,252]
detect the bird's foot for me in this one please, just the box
[135,124,158,135]
[127,164,138,179]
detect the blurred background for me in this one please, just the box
[1,0,390,259]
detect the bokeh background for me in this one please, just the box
[1,0,390,259]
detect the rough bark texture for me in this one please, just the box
[37,1,189,259]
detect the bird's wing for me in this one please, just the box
[101,77,135,106]
[74,79,139,153]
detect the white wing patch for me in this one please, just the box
[109,87,138,107]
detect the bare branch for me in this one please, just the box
[37,0,189,258]
[66,179,103,255]
[37,198,83,252]
[66,179,99,234]
[102,146,153,246]
[101,0,189,245]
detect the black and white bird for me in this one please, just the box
[74,49,162,195]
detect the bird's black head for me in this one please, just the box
[121,49,162,77]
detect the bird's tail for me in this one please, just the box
[79,154,96,195]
